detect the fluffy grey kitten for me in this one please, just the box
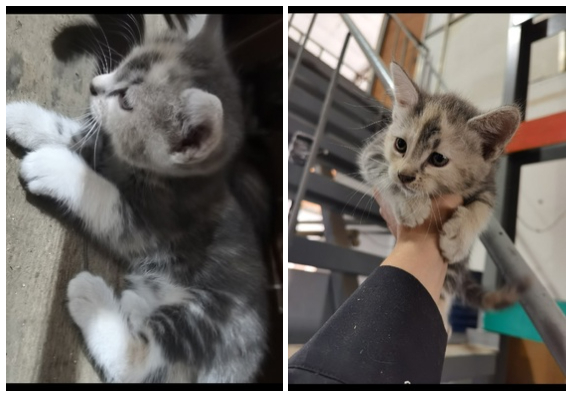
[6,15,267,383]
[360,62,526,333]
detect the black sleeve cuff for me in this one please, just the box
[289,265,448,384]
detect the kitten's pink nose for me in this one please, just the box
[398,172,416,184]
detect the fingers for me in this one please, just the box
[435,194,463,210]
[431,194,464,225]
[374,190,463,236]
[374,189,398,237]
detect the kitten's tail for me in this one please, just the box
[462,275,531,310]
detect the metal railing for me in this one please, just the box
[288,15,364,91]
[288,12,565,375]
[288,32,351,236]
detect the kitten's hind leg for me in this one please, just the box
[7,102,83,150]
[67,272,167,383]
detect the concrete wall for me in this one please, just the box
[423,14,566,300]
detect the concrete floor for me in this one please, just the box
[6,14,166,383]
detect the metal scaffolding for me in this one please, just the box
[288,12,566,378]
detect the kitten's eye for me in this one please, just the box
[429,152,449,167]
[118,89,133,111]
[394,138,407,154]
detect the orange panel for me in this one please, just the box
[505,111,566,154]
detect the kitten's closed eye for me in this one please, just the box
[109,88,133,111]
[117,89,133,111]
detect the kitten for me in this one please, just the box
[6,15,268,383]
[359,62,526,334]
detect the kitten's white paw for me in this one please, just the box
[440,206,473,263]
[7,102,77,150]
[20,146,87,206]
[398,198,431,228]
[67,271,116,329]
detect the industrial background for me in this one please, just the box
[288,13,565,384]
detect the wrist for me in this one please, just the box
[383,230,447,302]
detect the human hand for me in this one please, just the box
[374,191,463,241]
[376,191,463,301]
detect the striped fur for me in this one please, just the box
[7,15,267,382]
[359,63,528,332]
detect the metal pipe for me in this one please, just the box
[288,32,351,237]
[389,13,428,52]
[340,14,394,95]
[480,216,566,374]
[391,26,401,60]
[288,14,317,90]
[400,36,408,67]
[435,14,452,93]
[387,13,448,92]
[366,14,390,96]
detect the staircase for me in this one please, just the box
[287,13,565,383]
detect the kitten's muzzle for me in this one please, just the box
[398,172,416,184]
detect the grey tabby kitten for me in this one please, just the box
[360,62,526,333]
[6,15,267,382]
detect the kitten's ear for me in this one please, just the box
[171,88,223,163]
[468,106,521,160]
[390,62,420,109]
[185,14,224,46]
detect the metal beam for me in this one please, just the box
[289,236,382,276]
[288,33,352,236]
[288,163,384,225]
[288,83,379,146]
[288,38,386,130]
[288,14,317,90]
[341,14,394,95]
[441,349,497,383]
[480,216,566,374]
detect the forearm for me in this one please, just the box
[382,231,447,302]
[288,265,448,384]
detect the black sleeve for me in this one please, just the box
[288,265,448,384]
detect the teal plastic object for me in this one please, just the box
[483,301,566,343]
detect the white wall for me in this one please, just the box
[289,14,383,90]
[423,14,566,301]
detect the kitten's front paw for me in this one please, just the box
[7,102,71,150]
[440,207,473,263]
[67,271,116,329]
[398,198,431,228]
[20,146,86,205]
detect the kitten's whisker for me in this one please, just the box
[341,188,364,217]
[96,24,115,72]
[127,14,144,43]
[117,16,138,47]
[351,188,371,220]
[73,120,99,151]
[85,28,110,74]
[349,119,387,131]
[100,26,137,52]
[360,127,388,144]
[423,191,433,242]
[329,142,385,167]
[339,101,384,110]
[93,123,102,169]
